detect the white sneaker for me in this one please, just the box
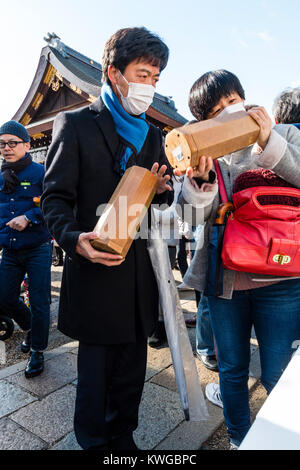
[177,282,193,291]
[205,383,223,408]
[229,441,239,450]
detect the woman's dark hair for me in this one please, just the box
[102,27,169,84]
[188,70,245,121]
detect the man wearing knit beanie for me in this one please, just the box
[0,120,52,378]
[0,120,31,145]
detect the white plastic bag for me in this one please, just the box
[147,220,209,421]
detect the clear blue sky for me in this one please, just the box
[1,0,299,125]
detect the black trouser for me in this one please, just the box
[168,246,177,270]
[74,332,148,450]
[177,237,189,277]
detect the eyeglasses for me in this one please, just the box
[0,140,25,149]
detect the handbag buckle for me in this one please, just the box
[272,254,291,265]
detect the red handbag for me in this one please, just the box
[221,185,300,276]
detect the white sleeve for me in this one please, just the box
[181,175,218,208]
[252,128,287,169]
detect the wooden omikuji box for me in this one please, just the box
[90,166,157,258]
[164,110,260,172]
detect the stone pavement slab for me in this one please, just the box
[150,354,219,393]
[150,364,177,391]
[181,299,197,311]
[145,346,172,381]
[0,417,47,450]
[42,342,78,361]
[0,380,37,418]
[151,342,260,392]
[0,341,78,381]
[10,384,76,444]
[134,382,184,450]
[6,352,77,398]
[51,431,81,450]
[156,401,224,450]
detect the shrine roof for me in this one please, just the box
[13,33,187,128]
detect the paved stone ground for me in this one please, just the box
[0,266,262,450]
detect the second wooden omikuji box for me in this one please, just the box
[164,109,260,172]
[90,166,158,258]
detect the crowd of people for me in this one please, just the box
[0,26,299,451]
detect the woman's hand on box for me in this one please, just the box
[174,156,213,182]
[248,106,272,150]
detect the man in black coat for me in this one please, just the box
[41,27,173,450]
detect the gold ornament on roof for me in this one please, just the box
[31,132,45,140]
[20,114,31,126]
[51,78,61,92]
[69,83,82,94]
[88,94,97,103]
[32,92,44,110]
[44,65,57,86]
[51,71,63,92]
[55,71,63,81]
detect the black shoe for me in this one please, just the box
[25,351,44,378]
[185,315,197,328]
[197,352,219,372]
[111,433,139,450]
[148,322,167,349]
[21,330,31,353]
[87,444,109,451]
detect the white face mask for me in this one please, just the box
[215,102,246,122]
[116,72,155,115]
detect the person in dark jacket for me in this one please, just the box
[41,27,173,451]
[0,120,52,378]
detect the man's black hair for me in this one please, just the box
[102,27,169,84]
[272,88,300,124]
[188,70,245,121]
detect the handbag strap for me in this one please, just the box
[214,160,228,204]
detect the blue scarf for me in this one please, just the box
[101,83,149,174]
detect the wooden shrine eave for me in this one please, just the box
[48,47,100,98]
[13,42,187,132]
[25,104,182,138]
[146,106,183,129]
[25,100,90,137]
[13,48,52,124]
[12,46,94,127]
[26,116,54,135]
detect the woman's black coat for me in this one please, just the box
[41,98,173,345]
